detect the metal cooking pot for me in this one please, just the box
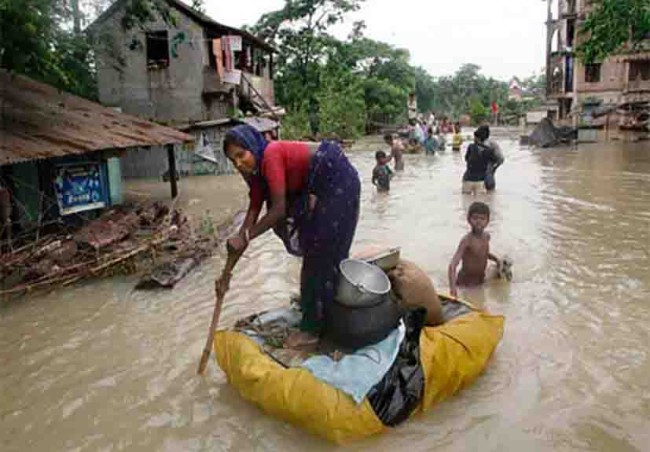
[325,294,402,350]
[336,259,391,307]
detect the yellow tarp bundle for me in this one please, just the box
[213,309,504,444]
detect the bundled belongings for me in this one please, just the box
[388,259,443,326]
[529,118,576,147]
[211,254,504,444]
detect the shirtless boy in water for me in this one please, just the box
[383,133,404,171]
[448,202,501,297]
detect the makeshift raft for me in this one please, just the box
[213,295,504,444]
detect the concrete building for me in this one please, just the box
[89,0,279,177]
[545,0,650,122]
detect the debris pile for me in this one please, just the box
[0,203,223,298]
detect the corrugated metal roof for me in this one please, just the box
[241,117,279,132]
[0,70,194,166]
[179,116,279,132]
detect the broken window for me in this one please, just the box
[629,60,650,81]
[146,31,169,68]
[584,63,601,83]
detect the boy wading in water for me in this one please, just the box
[383,133,404,171]
[372,150,393,192]
[448,202,503,297]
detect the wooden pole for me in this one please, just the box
[166,144,178,199]
[197,249,241,375]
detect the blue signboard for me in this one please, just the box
[53,163,107,215]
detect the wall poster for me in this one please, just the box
[53,162,107,215]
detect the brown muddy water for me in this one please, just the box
[2,133,650,451]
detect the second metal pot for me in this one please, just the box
[336,258,391,307]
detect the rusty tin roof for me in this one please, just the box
[0,70,194,166]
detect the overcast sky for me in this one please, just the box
[204,0,548,81]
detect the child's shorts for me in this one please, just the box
[462,180,486,195]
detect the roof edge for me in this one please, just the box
[86,0,276,53]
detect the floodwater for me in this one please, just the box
[2,132,650,451]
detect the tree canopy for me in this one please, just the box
[252,0,545,138]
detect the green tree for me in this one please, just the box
[469,98,489,124]
[317,65,366,138]
[190,0,204,14]
[0,0,94,97]
[578,0,650,63]
[344,37,414,124]
[252,0,364,133]
[0,0,179,99]
[414,66,437,113]
[415,64,511,122]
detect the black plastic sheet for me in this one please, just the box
[367,308,427,427]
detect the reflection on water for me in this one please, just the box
[1,134,649,451]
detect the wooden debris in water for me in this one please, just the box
[0,202,227,299]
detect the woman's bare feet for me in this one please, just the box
[284,331,319,349]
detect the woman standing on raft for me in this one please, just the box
[223,125,361,346]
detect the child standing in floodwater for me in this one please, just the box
[372,150,393,192]
[424,127,439,155]
[448,202,502,297]
[452,122,463,151]
[384,133,404,171]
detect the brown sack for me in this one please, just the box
[388,259,443,326]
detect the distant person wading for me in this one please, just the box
[462,125,500,195]
[223,125,361,347]
[482,125,504,191]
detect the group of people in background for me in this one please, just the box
[373,117,504,195]
[372,118,510,297]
